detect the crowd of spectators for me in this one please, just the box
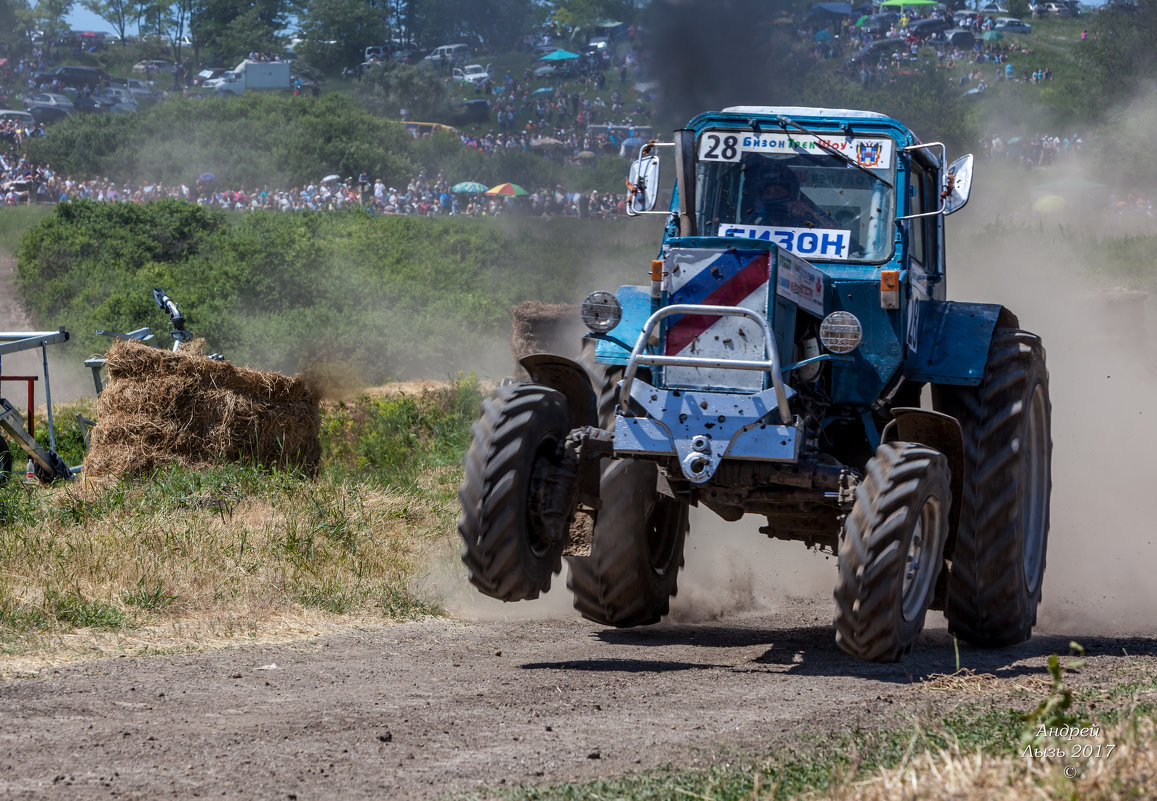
[0,149,631,218]
[0,31,659,216]
[980,131,1083,167]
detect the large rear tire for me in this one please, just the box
[566,340,690,627]
[934,328,1052,647]
[458,383,575,601]
[834,442,951,662]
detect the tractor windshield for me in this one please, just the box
[693,130,896,263]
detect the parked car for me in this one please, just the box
[452,63,492,87]
[994,16,1032,32]
[904,17,951,38]
[0,109,36,126]
[92,87,139,112]
[133,59,172,75]
[73,95,109,113]
[193,67,228,86]
[27,104,71,124]
[25,92,75,111]
[860,12,900,34]
[939,28,976,48]
[980,2,1009,11]
[1039,2,1072,15]
[845,37,907,66]
[110,77,161,102]
[32,65,108,90]
[424,43,471,65]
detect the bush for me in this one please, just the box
[15,202,655,386]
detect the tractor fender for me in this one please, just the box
[905,301,1019,386]
[518,354,598,428]
[881,407,963,542]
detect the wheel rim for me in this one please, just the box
[902,495,944,622]
[1021,383,1049,594]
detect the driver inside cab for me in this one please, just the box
[741,159,840,230]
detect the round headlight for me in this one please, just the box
[580,291,622,334]
[819,311,863,354]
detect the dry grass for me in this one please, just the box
[811,710,1157,801]
[0,464,462,673]
[920,668,1053,696]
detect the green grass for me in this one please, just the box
[0,206,53,256]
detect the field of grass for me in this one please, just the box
[0,378,483,667]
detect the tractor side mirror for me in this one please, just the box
[626,151,660,215]
[942,154,974,215]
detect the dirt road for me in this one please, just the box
[1,592,1153,801]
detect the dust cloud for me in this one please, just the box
[948,162,1157,638]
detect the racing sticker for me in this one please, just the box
[720,223,852,261]
[698,131,893,170]
[775,251,826,318]
[663,248,772,392]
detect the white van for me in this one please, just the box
[424,44,471,65]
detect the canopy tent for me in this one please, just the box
[809,2,853,16]
[539,49,580,61]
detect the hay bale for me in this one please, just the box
[84,340,321,477]
[510,301,581,369]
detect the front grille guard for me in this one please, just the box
[620,304,793,425]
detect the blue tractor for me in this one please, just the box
[458,106,1052,662]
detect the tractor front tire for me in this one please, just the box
[834,442,951,662]
[458,383,575,601]
[935,329,1052,647]
[566,458,689,627]
[567,338,689,627]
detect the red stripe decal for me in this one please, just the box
[666,252,770,355]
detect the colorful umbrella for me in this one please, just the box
[532,86,555,96]
[452,181,489,193]
[485,183,529,196]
